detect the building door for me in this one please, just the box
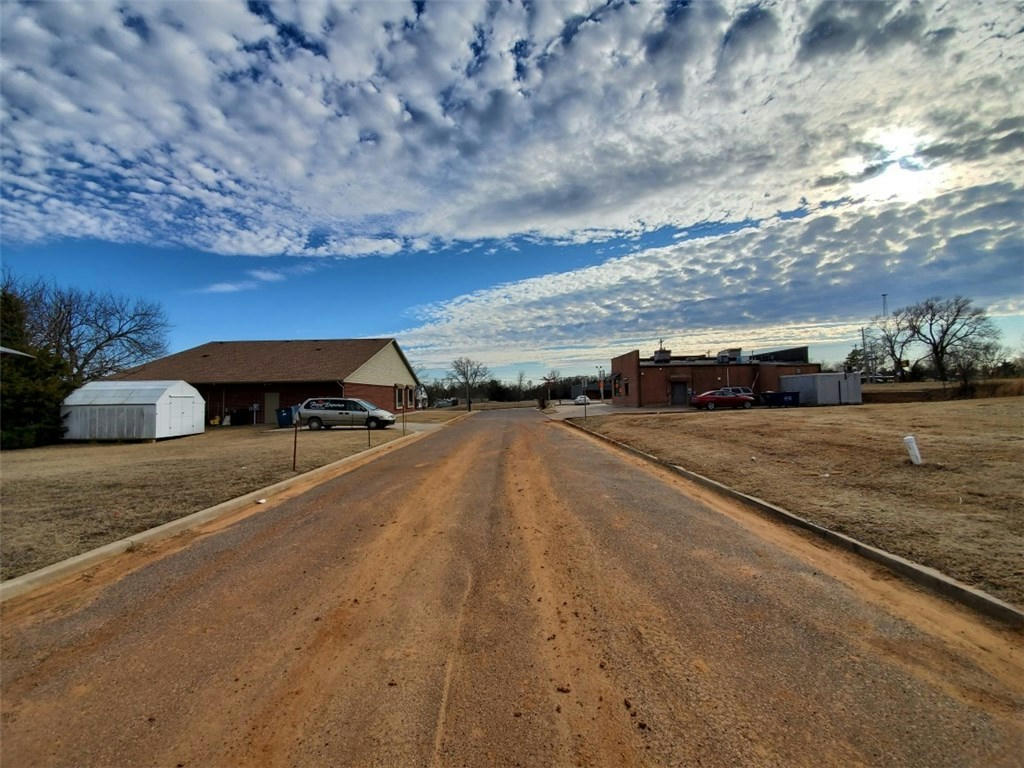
[264,392,279,425]
[671,382,689,405]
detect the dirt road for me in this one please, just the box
[3,409,1022,766]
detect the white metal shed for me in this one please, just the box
[778,372,862,406]
[62,380,205,440]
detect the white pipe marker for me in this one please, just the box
[903,435,923,465]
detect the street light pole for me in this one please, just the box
[595,366,605,402]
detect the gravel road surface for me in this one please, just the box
[2,408,1022,767]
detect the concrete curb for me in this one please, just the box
[559,417,1024,628]
[0,430,430,604]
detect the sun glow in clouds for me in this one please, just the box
[854,162,947,204]
[850,126,947,204]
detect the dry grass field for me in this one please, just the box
[861,378,1024,403]
[0,424,404,580]
[576,397,1024,606]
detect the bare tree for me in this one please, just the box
[904,296,1000,382]
[873,310,917,380]
[948,338,1004,386]
[516,370,526,401]
[448,357,490,411]
[542,368,560,403]
[3,271,169,386]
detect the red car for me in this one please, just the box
[691,389,755,410]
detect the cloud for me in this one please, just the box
[0,0,1020,257]
[395,179,1024,368]
[198,266,293,293]
[1,0,1021,372]
[201,281,257,294]
[334,237,404,257]
[247,269,286,282]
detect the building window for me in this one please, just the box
[624,381,630,396]
[395,387,401,409]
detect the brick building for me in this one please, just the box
[610,346,819,407]
[112,338,420,425]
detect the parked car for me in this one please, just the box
[691,390,755,410]
[298,397,396,429]
[434,398,453,408]
[721,386,754,397]
[574,395,591,405]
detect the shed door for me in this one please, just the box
[670,382,689,405]
[169,396,194,433]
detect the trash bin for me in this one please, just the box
[762,391,800,407]
[276,407,293,427]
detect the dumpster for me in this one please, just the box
[276,407,293,427]
[762,391,800,407]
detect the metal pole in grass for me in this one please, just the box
[367,422,371,448]
[292,416,300,472]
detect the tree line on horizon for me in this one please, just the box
[831,296,1018,385]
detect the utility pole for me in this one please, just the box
[882,293,888,317]
[595,366,605,401]
[861,326,872,378]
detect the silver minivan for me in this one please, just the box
[298,397,396,430]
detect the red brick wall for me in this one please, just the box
[344,383,412,413]
[611,351,641,406]
[639,368,667,406]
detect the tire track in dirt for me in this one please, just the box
[169,428,493,768]
[429,566,474,767]
[500,420,646,766]
[423,415,567,767]
[500,421,761,766]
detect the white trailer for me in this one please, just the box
[778,372,862,406]
[62,380,205,440]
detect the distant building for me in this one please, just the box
[610,345,819,407]
[112,338,420,425]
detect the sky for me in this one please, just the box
[2,0,1023,383]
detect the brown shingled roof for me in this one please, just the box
[112,339,396,384]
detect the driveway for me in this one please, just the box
[2,408,1021,767]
